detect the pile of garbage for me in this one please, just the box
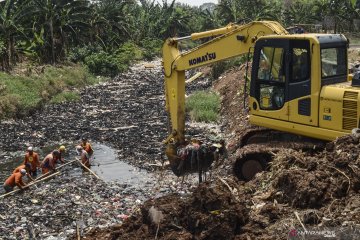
[0,61,169,170]
[87,178,249,240]
[82,134,360,239]
[0,161,201,239]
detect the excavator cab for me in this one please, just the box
[235,35,349,180]
[249,35,348,140]
[250,38,311,116]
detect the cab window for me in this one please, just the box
[292,48,309,82]
[257,47,285,82]
[257,47,285,110]
[321,48,347,78]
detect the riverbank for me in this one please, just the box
[0,63,107,119]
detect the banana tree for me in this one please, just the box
[25,0,91,64]
[216,0,241,23]
[314,0,353,33]
[92,0,135,49]
[283,1,318,26]
[0,0,28,70]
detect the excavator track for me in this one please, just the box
[234,128,326,181]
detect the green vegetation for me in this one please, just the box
[186,91,221,122]
[50,91,81,104]
[83,42,143,77]
[1,0,360,120]
[0,65,103,118]
[2,0,360,75]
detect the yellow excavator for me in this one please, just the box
[162,21,357,181]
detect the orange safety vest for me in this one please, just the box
[24,152,40,171]
[13,165,26,174]
[4,172,24,187]
[81,142,93,155]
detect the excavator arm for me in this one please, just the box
[162,21,288,146]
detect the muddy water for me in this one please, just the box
[0,143,152,192]
[89,143,153,182]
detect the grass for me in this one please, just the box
[50,91,81,104]
[0,64,106,119]
[186,91,221,122]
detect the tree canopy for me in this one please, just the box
[0,0,359,72]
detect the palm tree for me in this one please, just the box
[163,5,192,37]
[199,8,222,31]
[217,0,281,24]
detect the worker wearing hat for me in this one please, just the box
[57,145,66,163]
[13,163,35,181]
[23,146,40,177]
[3,169,27,193]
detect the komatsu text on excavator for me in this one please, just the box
[162,21,356,181]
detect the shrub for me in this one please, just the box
[0,94,20,118]
[186,91,220,122]
[140,38,163,60]
[84,51,119,77]
[115,41,141,72]
[84,41,142,77]
[68,45,103,63]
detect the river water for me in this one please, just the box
[90,143,152,183]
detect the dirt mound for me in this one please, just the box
[271,135,360,207]
[84,179,250,240]
[213,65,250,135]
[84,139,359,239]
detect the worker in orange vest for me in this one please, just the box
[23,147,40,177]
[41,150,61,174]
[3,169,27,193]
[13,163,34,181]
[80,137,94,157]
